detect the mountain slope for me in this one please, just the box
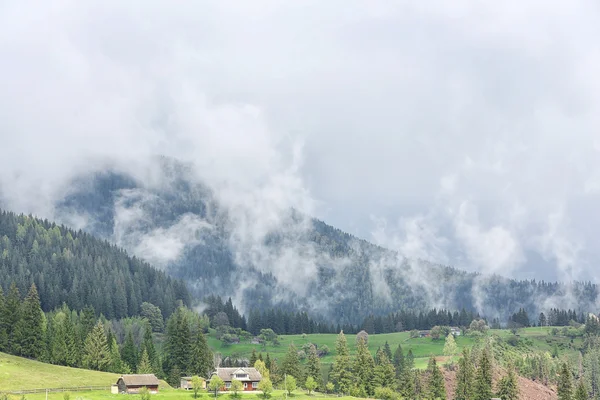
[0,209,190,318]
[36,158,600,323]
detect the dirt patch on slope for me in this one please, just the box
[442,369,557,400]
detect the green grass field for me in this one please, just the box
[0,326,582,393]
[0,352,120,391]
[208,330,478,370]
[9,389,351,400]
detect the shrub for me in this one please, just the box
[374,387,399,400]
[139,387,151,400]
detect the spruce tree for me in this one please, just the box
[142,324,160,375]
[137,348,153,374]
[265,353,272,371]
[250,349,258,366]
[121,331,138,372]
[165,306,191,375]
[383,341,392,362]
[373,349,395,388]
[282,343,302,380]
[575,379,588,400]
[50,312,68,365]
[189,328,213,378]
[82,321,110,371]
[497,367,519,400]
[5,282,21,353]
[306,343,322,384]
[474,348,493,400]
[331,331,353,394]
[454,348,474,400]
[406,349,415,370]
[0,287,7,351]
[558,362,573,400]
[393,344,405,377]
[426,356,446,400]
[354,336,375,395]
[64,313,80,367]
[15,284,45,358]
[108,337,127,373]
[398,366,415,399]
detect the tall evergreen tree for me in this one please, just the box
[406,349,415,370]
[250,349,258,366]
[575,379,588,400]
[108,337,127,373]
[137,348,153,374]
[121,331,138,373]
[426,356,446,400]
[5,282,21,353]
[141,324,160,375]
[0,287,7,351]
[282,343,302,380]
[558,362,574,400]
[383,341,392,362]
[474,348,493,400]
[165,306,191,375]
[15,283,45,358]
[82,321,110,371]
[393,344,405,377]
[331,331,354,394]
[373,350,395,389]
[50,311,68,365]
[265,353,272,371]
[64,312,80,367]
[454,348,474,400]
[354,336,375,395]
[398,366,415,400]
[497,367,519,400]
[189,328,213,378]
[306,343,322,384]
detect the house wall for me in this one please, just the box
[125,385,159,394]
[220,381,258,391]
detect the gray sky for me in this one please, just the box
[1,0,600,283]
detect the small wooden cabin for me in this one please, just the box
[116,374,160,394]
[180,377,206,390]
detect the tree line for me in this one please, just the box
[0,210,190,318]
[0,283,213,388]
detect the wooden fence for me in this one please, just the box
[3,386,110,395]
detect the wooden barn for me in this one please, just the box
[116,374,160,394]
[180,376,206,390]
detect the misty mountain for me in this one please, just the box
[47,158,600,324]
[0,209,190,318]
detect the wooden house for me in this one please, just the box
[116,374,160,394]
[208,368,262,391]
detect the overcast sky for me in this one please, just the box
[1,0,600,283]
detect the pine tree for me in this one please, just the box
[373,349,395,388]
[331,331,354,394]
[575,379,588,400]
[497,367,519,400]
[250,348,258,366]
[0,287,7,351]
[558,362,573,400]
[306,343,322,384]
[15,284,45,358]
[426,356,446,400]
[64,313,80,367]
[82,321,110,371]
[50,312,68,365]
[108,337,127,373]
[121,331,138,373]
[165,306,191,375]
[282,343,302,380]
[398,366,415,399]
[393,344,405,377]
[5,282,21,353]
[189,328,213,378]
[354,336,375,395]
[142,324,160,375]
[454,348,474,400]
[137,348,153,374]
[383,341,392,362]
[265,353,272,371]
[474,348,493,400]
[406,349,415,370]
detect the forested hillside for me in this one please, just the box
[0,209,190,318]
[47,158,599,325]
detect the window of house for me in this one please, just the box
[235,374,248,379]
[225,383,231,389]
[252,382,258,389]
[244,383,248,389]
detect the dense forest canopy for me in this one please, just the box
[0,209,191,318]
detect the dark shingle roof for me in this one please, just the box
[119,374,160,386]
[210,368,262,382]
